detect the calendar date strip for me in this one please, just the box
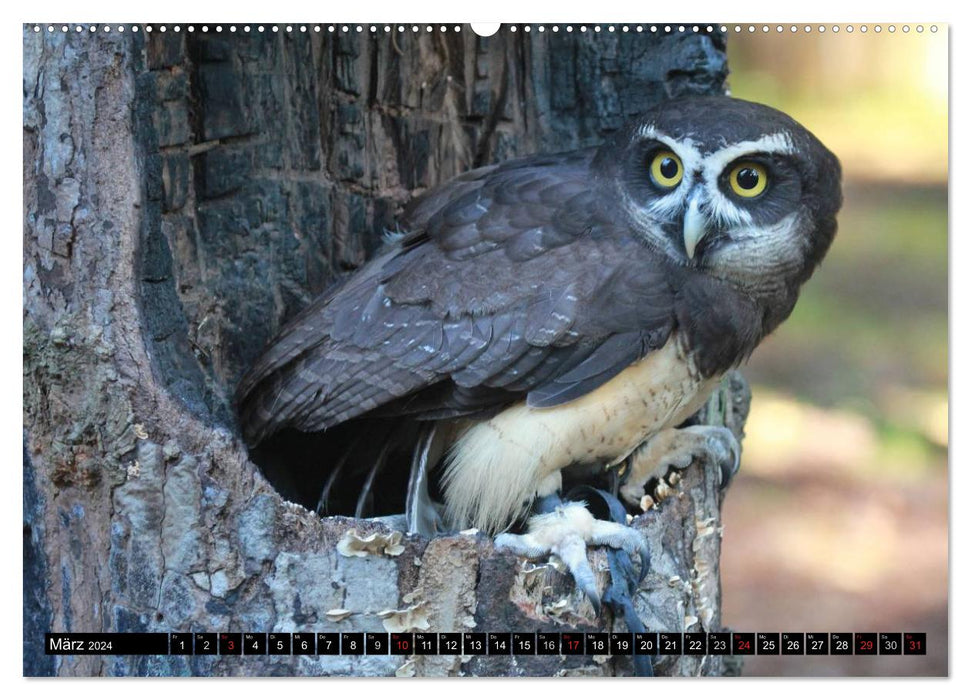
[45,631,927,656]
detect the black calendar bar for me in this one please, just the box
[42,631,929,656]
[45,633,169,655]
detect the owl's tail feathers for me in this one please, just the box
[244,417,422,519]
[405,424,448,537]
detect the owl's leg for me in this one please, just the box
[619,425,740,510]
[494,484,649,615]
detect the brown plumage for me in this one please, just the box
[236,95,841,534]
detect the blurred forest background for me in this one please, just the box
[721,27,948,675]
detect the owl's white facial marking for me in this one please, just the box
[638,127,699,222]
[645,188,687,221]
[703,189,753,229]
[624,128,801,272]
[625,127,703,258]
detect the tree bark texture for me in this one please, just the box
[23,24,741,677]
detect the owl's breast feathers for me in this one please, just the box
[236,147,767,531]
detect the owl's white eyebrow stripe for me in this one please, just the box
[702,132,795,183]
[636,125,704,177]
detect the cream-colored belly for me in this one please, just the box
[442,335,720,533]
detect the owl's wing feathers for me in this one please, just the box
[237,151,679,446]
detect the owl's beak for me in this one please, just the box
[682,190,708,260]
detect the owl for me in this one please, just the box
[236,95,841,610]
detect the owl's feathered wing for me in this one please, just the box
[236,146,766,519]
[237,151,683,447]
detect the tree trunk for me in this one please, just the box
[23,23,741,677]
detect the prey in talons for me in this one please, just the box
[494,495,649,615]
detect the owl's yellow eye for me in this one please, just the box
[649,150,683,189]
[729,162,768,198]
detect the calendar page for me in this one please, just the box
[22,17,948,679]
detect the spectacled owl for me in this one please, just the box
[236,95,841,600]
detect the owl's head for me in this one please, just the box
[597,96,842,305]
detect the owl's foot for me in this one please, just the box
[494,496,649,615]
[620,425,740,510]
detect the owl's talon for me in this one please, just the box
[653,478,676,502]
[554,536,602,614]
[621,425,741,507]
[715,429,742,488]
